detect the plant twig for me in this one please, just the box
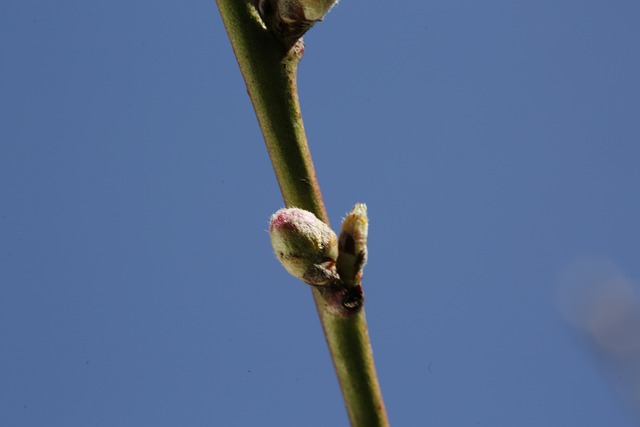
[215,1,388,425]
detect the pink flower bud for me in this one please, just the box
[269,208,339,286]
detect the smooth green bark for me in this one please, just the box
[215,2,388,425]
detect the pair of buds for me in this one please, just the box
[269,204,368,287]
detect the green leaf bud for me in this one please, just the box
[255,0,339,48]
[337,203,368,285]
[269,208,339,286]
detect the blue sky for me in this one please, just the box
[1,0,640,425]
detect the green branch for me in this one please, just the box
[215,1,388,425]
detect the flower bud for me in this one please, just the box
[337,203,368,285]
[269,208,339,286]
[255,0,339,48]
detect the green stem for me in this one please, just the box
[215,2,388,425]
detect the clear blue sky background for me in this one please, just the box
[2,1,640,426]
